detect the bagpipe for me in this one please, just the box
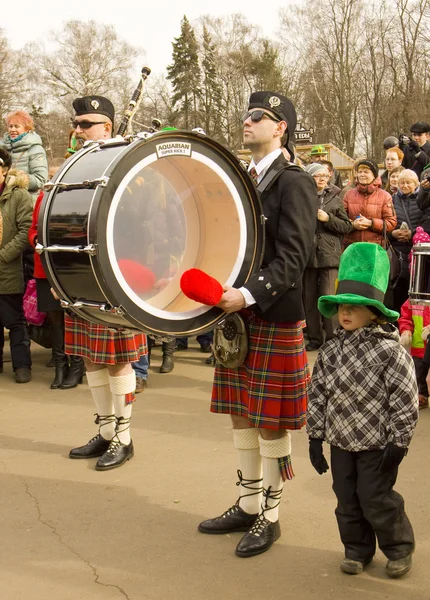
[35,66,264,349]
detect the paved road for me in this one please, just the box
[0,342,429,600]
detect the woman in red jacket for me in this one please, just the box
[342,159,397,247]
[28,159,84,389]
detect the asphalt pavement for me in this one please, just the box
[0,342,429,600]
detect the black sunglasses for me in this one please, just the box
[242,109,280,123]
[71,120,106,130]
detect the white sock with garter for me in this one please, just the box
[233,428,263,515]
[86,369,115,441]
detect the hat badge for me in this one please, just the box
[91,99,100,110]
[268,96,281,108]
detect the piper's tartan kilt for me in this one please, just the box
[64,315,147,365]
[211,313,310,430]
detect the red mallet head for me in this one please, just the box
[180,269,223,305]
[118,259,156,293]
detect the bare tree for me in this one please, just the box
[25,20,142,114]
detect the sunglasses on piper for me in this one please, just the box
[71,120,106,130]
[242,110,281,123]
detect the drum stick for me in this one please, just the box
[116,66,151,137]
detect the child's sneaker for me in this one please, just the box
[386,553,412,578]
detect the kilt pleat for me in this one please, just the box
[211,313,310,430]
[64,315,147,364]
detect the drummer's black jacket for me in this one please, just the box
[244,154,318,322]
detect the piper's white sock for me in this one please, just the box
[86,369,115,441]
[109,372,136,445]
[233,429,262,514]
[259,435,291,523]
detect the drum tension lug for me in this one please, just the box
[99,304,125,316]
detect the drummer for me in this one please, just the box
[65,96,147,471]
[198,92,318,557]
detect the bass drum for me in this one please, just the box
[38,131,264,336]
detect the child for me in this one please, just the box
[399,226,430,409]
[307,242,419,579]
[399,299,430,409]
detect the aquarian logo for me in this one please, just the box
[156,141,192,158]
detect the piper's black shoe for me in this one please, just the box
[386,553,412,578]
[235,516,281,557]
[340,557,372,575]
[69,434,111,459]
[198,504,258,534]
[95,439,134,471]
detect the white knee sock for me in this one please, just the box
[259,435,292,523]
[109,372,136,445]
[86,369,115,441]
[233,429,262,515]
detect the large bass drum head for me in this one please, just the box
[92,131,263,336]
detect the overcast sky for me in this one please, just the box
[5,0,292,77]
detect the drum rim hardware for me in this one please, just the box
[59,298,125,316]
[44,176,109,191]
[35,243,98,256]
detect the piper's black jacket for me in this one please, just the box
[244,155,318,322]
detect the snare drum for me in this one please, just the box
[409,243,430,305]
[37,131,264,336]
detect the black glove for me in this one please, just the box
[309,438,329,475]
[378,442,407,473]
[409,140,421,153]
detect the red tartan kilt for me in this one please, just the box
[211,313,310,430]
[64,315,147,365]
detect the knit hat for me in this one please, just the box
[318,242,399,322]
[309,145,328,156]
[412,226,430,246]
[305,163,329,177]
[356,158,379,179]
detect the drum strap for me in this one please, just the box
[257,162,301,195]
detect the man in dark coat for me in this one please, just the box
[198,91,318,557]
[400,122,430,179]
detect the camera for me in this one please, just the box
[399,134,411,145]
[422,169,430,182]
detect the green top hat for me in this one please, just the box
[310,145,328,155]
[318,242,400,322]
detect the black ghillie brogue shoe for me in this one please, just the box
[235,515,281,557]
[198,504,258,534]
[69,434,111,459]
[95,439,134,471]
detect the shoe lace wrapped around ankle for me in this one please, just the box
[94,413,115,432]
[246,486,282,536]
[235,469,263,503]
[110,415,131,445]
